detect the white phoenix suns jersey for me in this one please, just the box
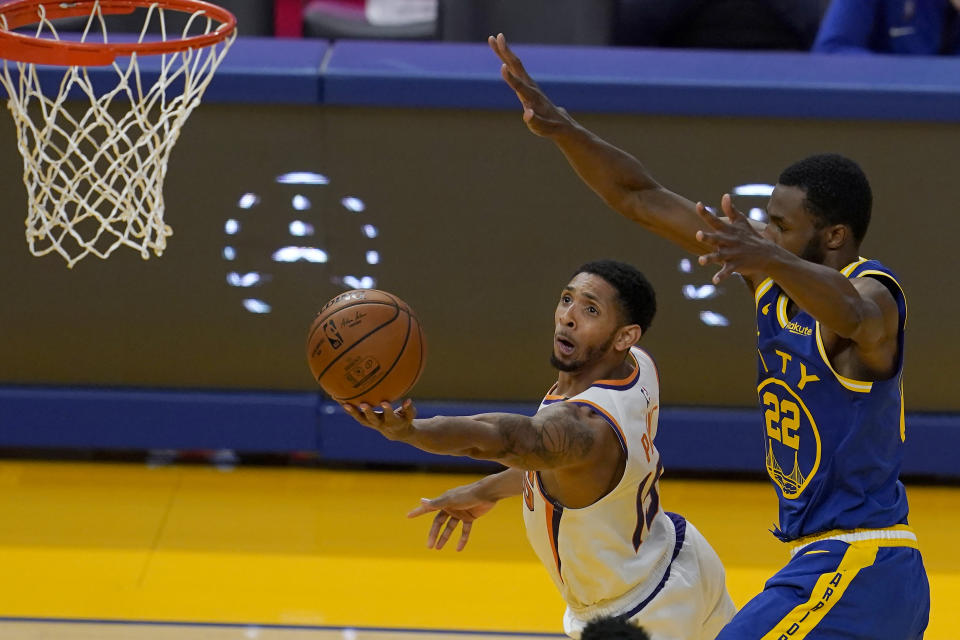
[521,346,679,619]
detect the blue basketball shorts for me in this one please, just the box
[716,532,929,640]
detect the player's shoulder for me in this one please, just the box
[845,256,901,283]
[539,348,659,415]
[573,347,659,408]
[843,256,905,300]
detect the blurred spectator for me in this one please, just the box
[366,0,436,26]
[581,617,651,640]
[813,0,960,54]
[614,0,825,50]
[276,0,437,39]
[437,0,616,45]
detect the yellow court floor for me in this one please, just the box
[0,461,954,638]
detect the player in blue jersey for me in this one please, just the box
[490,33,930,640]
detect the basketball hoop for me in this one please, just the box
[0,1,237,267]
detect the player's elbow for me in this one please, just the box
[848,316,889,349]
[839,303,887,346]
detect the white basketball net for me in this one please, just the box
[0,2,236,267]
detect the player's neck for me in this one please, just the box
[554,353,634,397]
[822,247,862,271]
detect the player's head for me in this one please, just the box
[767,153,872,264]
[550,259,656,373]
[580,616,651,640]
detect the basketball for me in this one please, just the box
[306,289,426,405]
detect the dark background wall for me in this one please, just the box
[0,102,955,409]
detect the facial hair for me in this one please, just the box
[799,232,826,264]
[550,331,616,373]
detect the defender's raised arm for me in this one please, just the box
[488,33,714,256]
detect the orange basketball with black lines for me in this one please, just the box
[306,289,426,405]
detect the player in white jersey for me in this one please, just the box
[341,260,735,640]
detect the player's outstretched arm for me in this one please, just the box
[696,194,899,375]
[489,33,713,256]
[341,400,611,471]
[407,467,522,552]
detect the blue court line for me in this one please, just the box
[0,616,565,637]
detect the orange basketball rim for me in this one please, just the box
[0,0,236,66]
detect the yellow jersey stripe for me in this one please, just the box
[776,293,789,328]
[856,269,908,327]
[840,256,868,277]
[790,524,916,552]
[754,277,774,306]
[761,542,879,640]
[899,376,906,442]
[815,323,873,393]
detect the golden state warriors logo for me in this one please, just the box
[758,357,822,499]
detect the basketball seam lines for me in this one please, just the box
[397,317,426,399]
[307,299,399,346]
[311,300,400,382]
[337,308,415,402]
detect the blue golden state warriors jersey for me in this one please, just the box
[755,257,910,541]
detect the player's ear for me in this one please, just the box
[615,324,642,351]
[824,224,850,250]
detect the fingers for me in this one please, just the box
[710,262,738,285]
[698,250,721,267]
[489,34,519,71]
[492,33,530,78]
[396,398,417,421]
[407,497,439,519]
[694,201,728,230]
[492,34,537,98]
[434,515,460,550]
[426,510,446,548]
[341,403,380,428]
[696,250,732,285]
[357,402,381,424]
[720,193,747,223]
[488,33,508,64]
[499,63,533,105]
[423,508,467,550]
[456,521,473,552]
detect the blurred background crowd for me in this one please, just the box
[226,0,960,56]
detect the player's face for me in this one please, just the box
[551,273,622,373]
[762,184,826,264]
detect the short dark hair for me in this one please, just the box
[581,616,651,640]
[574,259,656,333]
[778,153,872,243]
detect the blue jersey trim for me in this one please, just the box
[618,512,686,620]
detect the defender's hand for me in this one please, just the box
[695,194,780,284]
[342,399,417,441]
[407,484,498,551]
[488,32,570,137]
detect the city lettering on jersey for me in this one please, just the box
[771,350,821,390]
[760,350,822,499]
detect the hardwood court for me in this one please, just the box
[0,461,954,638]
